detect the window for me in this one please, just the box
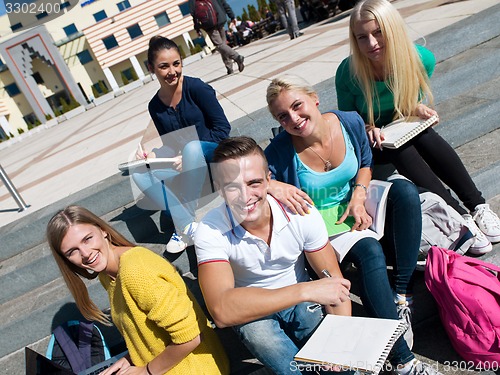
[32,72,44,84]
[121,67,136,83]
[179,2,190,16]
[93,10,107,22]
[102,35,118,50]
[11,23,23,32]
[155,12,171,27]
[77,50,93,65]
[63,24,78,37]
[117,0,131,12]
[92,80,108,95]
[127,24,143,39]
[4,83,21,97]
[36,12,48,20]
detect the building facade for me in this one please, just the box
[0,0,204,139]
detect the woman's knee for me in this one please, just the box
[346,238,387,269]
[388,179,420,207]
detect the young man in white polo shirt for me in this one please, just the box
[194,136,352,374]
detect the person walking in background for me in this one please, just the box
[133,36,230,253]
[273,0,303,39]
[47,206,229,375]
[189,0,245,75]
[335,0,500,254]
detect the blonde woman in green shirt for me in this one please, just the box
[335,0,500,254]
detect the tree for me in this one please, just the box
[121,72,129,85]
[242,9,249,21]
[257,0,269,15]
[269,0,277,13]
[248,4,260,21]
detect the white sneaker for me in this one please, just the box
[396,302,413,350]
[395,359,443,375]
[165,222,198,254]
[165,232,188,254]
[463,214,492,255]
[472,203,500,243]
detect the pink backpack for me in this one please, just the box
[425,246,500,366]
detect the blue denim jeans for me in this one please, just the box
[131,141,218,232]
[234,302,357,375]
[341,179,420,366]
[234,302,322,374]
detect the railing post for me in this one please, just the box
[0,164,30,212]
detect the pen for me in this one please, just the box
[321,269,332,278]
[138,143,150,169]
[138,143,148,160]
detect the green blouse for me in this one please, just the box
[335,45,435,127]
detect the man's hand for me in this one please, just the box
[303,277,351,307]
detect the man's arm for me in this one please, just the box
[305,243,352,316]
[198,261,351,328]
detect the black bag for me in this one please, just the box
[46,320,111,373]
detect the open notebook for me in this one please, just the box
[118,158,177,172]
[331,180,392,261]
[294,315,407,375]
[381,115,439,149]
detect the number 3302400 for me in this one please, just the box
[6,2,62,14]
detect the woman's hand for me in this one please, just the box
[414,103,439,123]
[336,201,372,231]
[135,145,156,160]
[366,126,385,151]
[172,155,182,172]
[98,356,133,375]
[268,180,314,215]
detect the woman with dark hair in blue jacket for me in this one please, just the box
[133,36,230,254]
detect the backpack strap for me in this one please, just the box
[53,325,86,373]
[78,321,94,369]
[52,321,94,373]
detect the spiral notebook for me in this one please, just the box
[294,315,407,374]
[381,115,439,149]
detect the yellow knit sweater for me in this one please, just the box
[99,247,229,374]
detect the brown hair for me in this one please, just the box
[46,206,134,324]
[147,35,181,70]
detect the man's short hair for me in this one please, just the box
[212,137,269,188]
[213,136,268,170]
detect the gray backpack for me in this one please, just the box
[417,191,474,270]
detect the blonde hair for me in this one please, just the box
[349,0,433,126]
[266,75,317,115]
[46,206,134,325]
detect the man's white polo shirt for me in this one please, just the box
[195,195,329,289]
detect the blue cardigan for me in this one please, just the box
[265,110,373,188]
[148,76,230,145]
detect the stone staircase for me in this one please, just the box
[1,5,500,375]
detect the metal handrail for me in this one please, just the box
[0,164,30,212]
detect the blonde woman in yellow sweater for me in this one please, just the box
[47,205,229,375]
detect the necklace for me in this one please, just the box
[307,122,334,172]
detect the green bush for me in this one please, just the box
[68,95,80,110]
[45,113,53,120]
[18,127,25,134]
[178,45,186,59]
[121,72,129,85]
[188,40,196,56]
